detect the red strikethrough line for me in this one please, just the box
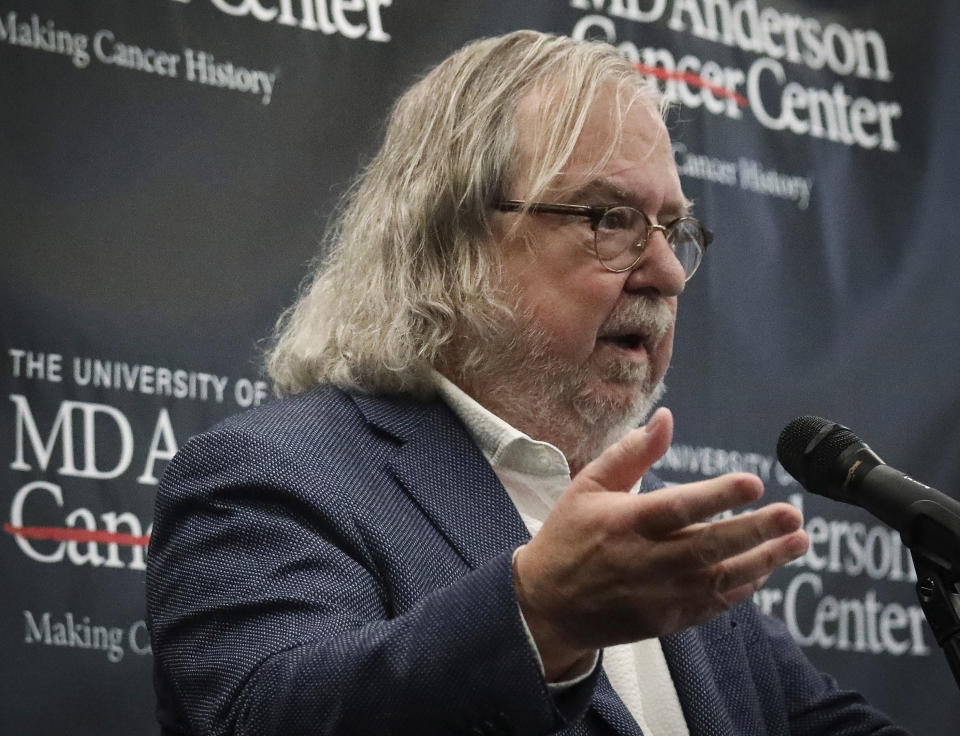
[3,522,150,547]
[634,63,749,108]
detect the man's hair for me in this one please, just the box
[266,30,664,396]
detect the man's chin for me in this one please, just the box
[573,376,663,422]
[602,376,652,405]
[563,378,666,469]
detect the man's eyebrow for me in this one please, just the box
[668,196,695,219]
[563,178,693,218]
[563,178,632,204]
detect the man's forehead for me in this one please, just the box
[510,106,688,213]
[511,83,673,197]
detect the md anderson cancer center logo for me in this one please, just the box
[570,0,902,152]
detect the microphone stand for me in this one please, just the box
[912,552,960,691]
[889,489,960,692]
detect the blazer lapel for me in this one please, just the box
[590,671,645,736]
[661,628,736,736]
[352,392,530,568]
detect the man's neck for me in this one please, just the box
[436,367,591,475]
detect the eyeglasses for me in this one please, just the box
[495,199,713,280]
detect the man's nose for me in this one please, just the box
[623,228,687,297]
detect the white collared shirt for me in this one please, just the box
[434,373,690,736]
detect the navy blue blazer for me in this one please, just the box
[146,386,907,736]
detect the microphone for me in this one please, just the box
[777,415,960,574]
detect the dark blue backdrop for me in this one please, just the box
[2,1,957,732]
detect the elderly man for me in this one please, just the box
[146,31,906,736]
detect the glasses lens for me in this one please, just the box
[594,207,647,271]
[668,217,705,280]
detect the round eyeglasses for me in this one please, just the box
[495,199,713,280]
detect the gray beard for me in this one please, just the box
[455,295,672,472]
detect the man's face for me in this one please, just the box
[454,84,690,469]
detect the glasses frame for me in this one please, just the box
[494,199,713,278]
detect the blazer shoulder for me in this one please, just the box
[163,385,459,496]
[211,384,358,438]
[210,385,443,444]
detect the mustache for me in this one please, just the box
[599,296,674,342]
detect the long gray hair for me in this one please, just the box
[266,30,663,396]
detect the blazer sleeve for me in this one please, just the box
[759,610,911,735]
[146,426,597,736]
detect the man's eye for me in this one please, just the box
[597,208,635,231]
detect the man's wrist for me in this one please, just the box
[512,545,596,683]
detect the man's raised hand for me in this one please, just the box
[513,408,810,681]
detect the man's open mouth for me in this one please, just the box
[597,332,647,352]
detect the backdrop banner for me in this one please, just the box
[3,1,958,733]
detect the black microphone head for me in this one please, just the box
[776,415,861,493]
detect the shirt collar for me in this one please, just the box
[433,371,571,478]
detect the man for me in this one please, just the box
[146,31,907,735]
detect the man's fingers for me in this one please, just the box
[707,529,810,595]
[711,579,768,613]
[575,407,674,493]
[679,503,804,567]
[635,472,765,537]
